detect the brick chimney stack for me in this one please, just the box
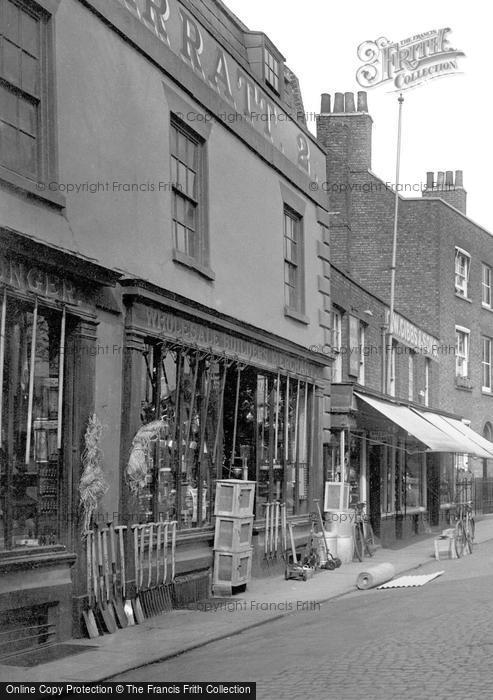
[316,90,372,172]
[422,170,467,214]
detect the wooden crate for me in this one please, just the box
[212,548,252,594]
[214,516,253,552]
[214,480,255,517]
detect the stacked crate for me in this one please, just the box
[212,480,255,596]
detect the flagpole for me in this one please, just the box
[386,93,404,395]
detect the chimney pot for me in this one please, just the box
[344,92,355,112]
[357,91,368,112]
[445,171,453,186]
[334,92,344,112]
[455,170,463,187]
[437,171,444,186]
[426,172,434,189]
[320,93,331,114]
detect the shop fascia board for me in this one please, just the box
[121,282,330,370]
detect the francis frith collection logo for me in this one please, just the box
[356,28,465,91]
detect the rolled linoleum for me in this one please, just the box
[356,562,395,589]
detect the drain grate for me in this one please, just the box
[0,643,99,667]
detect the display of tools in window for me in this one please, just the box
[130,343,228,528]
[0,294,66,550]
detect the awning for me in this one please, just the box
[412,409,493,458]
[441,415,493,458]
[355,392,485,454]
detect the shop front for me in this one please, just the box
[0,228,120,658]
[329,385,493,546]
[119,281,328,586]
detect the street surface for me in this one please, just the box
[113,539,493,699]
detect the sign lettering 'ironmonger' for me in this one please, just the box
[116,0,313,174]
[0,254,84,305]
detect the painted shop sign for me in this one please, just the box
[134,303,316,376]
[115,0,314,175]
[385,310,439,358]
[0,253,85,306]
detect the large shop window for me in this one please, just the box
[0,0,48,182]
[131,343,314,527]
[0,292,66,550]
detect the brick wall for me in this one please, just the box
[318,94,493,456]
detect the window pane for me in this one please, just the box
[3,0,20,43]
[185,200,196,229]
[21,9,39,57]
[175,222,186,252]
[174,193,185,223]
[18,97,36,134]
[177,161,187,191]
[0,84,17,124]
[186,139,197,169]
[18,130,36,175]
[186,169,195,198]
[21,52,38,94]
[171,155,178,186]
[2,39,21,86]
[186,228,195,258]
[177,130,187,161]
[0,121,18,169]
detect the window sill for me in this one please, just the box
[482,389,493,396]
[455,376,473,391]
[454,292,472,303]
[284,305,309,324]
[0,166,66,209]
[172,249,215,281]
[481,303,493,313]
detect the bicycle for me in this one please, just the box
[352,502,376,561]
[454,501,475,558]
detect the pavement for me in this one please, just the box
[2,516,493,683]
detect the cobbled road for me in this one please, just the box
[114,539,493,699]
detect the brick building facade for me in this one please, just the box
[316,91,493,542]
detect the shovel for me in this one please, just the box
[161,520,173,611]
[263,502,271,568]
[82,530,100,638]
[142,523,156,617]
[115,525,134,625]
[131,524,145,624]
[95,524,117,633]
[107,521,128,628]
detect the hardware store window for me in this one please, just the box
[0,293,66,549]
[129,342,314,526]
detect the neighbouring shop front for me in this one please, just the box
[119,281,328,584]
[329,385,493,546]
[0,229,119,658]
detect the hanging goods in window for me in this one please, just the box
[79,414,109,534]
[0,289,6,450]
[229,363,244,477]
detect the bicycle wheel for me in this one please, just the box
[454,520,465,558]
[364,522,376,557]
[353,524,363,562]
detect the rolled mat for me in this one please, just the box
[356,563,395,590]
